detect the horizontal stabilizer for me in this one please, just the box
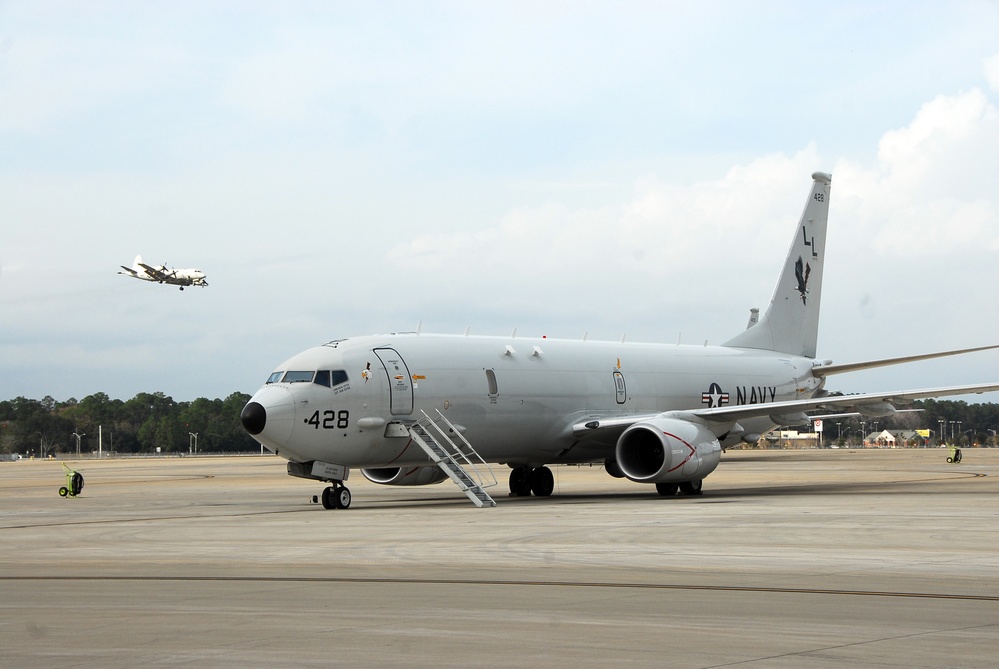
[812,344,999,377]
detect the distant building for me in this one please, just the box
[760,429,820,449]
[863,429,923,448]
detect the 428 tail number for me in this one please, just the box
[305,410,350,429]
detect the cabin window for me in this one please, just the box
[282,371,315,383]
[485,369,498,396]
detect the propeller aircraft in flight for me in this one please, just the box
[241,172,999,509]
[118,255,208,290]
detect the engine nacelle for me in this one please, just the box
[615,417,722,484]
[361,466,448,486]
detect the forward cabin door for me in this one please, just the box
[373,347,414,415]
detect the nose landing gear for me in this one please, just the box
[321,483,352,509]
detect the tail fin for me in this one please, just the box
[133,255,142,271]
[723,172,831,358]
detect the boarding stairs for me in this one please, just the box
[408,410,497,507]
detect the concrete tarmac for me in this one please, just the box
[2,448,998,668]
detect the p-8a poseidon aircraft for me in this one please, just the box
[241,172,999,509]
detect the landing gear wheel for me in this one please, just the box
[679,479,703,496]
[321,486,335,509]
[335,486,352,509]
[655,482,678,497]
[509,467,532,496]
[530,466,555,497]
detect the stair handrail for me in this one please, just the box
[418,409,498,490]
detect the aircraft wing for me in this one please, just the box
[812,345,999,377]
[138,263,170,281]
[119,266,138,276]
[691,383,999,423]
[573,383,999,436]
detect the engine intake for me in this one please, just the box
[615,417,722,484]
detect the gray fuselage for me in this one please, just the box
[246,332,823,468]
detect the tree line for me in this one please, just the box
[795,398,999,447]
[0,392,256,457]
[2,392,998,458]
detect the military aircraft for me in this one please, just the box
[240,172,999,509]
[118,255,208,290]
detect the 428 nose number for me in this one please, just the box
[305,410,350,429]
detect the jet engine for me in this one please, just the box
[615,417,722,484]
[361,466,448,486]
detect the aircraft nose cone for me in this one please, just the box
[240,401,267,435]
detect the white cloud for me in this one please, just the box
[984,52,999,92]
[386,145,823,286]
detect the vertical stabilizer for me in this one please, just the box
[723,172,831,358]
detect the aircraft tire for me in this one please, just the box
[655,482,678,497]
[321,486,336,509]
[530,467,554,497]
[679,479,703,496]
[336,486,352,509]
[509,467,532,496]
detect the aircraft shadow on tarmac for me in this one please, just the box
[315,471,986,511]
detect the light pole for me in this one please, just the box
[189,432,198,455]
[72,432,85,457]
[938,419,946,443]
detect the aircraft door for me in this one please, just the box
[613,371,627,404]
[373,347,414,415]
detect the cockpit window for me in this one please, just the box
[283,371,315,383]
[312,370,349,387]
[266,372,284,384]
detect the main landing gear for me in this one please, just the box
[320,482,352,509]
[508,465,554,497]
[656,480,703,497]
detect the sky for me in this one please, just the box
[2,1,999,404]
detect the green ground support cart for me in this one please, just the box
[58,463,84,497]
